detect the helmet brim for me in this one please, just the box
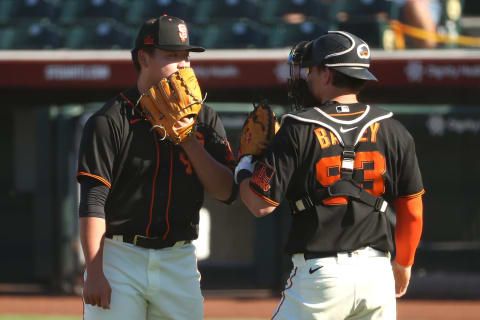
[332,66,378,81]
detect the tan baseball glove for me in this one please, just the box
[138,67,204,144]
[238,102,280,159]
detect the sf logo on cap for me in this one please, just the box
[357,44,370,59]
[144,34,154,45]
[178,24,188,43]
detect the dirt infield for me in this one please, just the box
[0,295,479,319]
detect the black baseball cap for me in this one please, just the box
[303,31,377,81]
[133,15,205,52]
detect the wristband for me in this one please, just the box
[234,155,255,184]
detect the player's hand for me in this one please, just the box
[83,269,112,309]
[138,67,203,144]
[391,261,411,298]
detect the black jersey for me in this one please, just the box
[249,102,424,254]
[77,86,236,242]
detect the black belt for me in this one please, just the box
[106,234,191,250]
[304,248,389,260]
[304,252,337,260]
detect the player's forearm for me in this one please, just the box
[181,137,234,201]
[239,179,276,217]
[79,217,107,272]
[394,195,423,266]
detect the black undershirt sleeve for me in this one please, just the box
[78,178,109,219]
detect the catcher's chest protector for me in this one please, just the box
[282,105,394,216]
[282,105,392,152]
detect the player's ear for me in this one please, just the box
[323,67,333,85]
[138,50,149,69]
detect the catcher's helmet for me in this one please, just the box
[303,31,377,81]
[287,31,377,110]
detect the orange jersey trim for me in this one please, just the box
[77,172,111,189]
[248,184,280,207]
[130,118,142,125]
[120,92,135,108]
[146,133,161,236]
[394,194,423,267]
[328,110,365,117]
[120,92,142,116]
[398,189,425,199]
[162,145,174,240]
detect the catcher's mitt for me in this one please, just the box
[238,102,280,159]
[138,67,204,144]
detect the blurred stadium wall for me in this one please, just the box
[1,48,480,299]
[1,0,480,299]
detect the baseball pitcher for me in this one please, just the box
[77,15,236,320]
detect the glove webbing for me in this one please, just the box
[172,73,205,109]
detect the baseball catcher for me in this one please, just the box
[235,102,280,184]
[235,31,425,319]
[138,67,204,144]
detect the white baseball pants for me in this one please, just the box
[272,247,396,320]
[83,237,203,320]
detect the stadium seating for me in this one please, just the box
[198,18,268,49]
[329,0,400,25]
[337,19,396,49]
[261,0,331,23]
[327,0,399,49]
[267,19,329,48]
[191,0,259,24]
[125,0,193,26]
[0,19,63,49]
[0,0,470,49]
[63,19,135,49]
[57,0,124,25]
[16,0,60,20]
[260,0,398,48]
[0,0,20,25]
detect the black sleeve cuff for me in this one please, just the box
[220,181,239,205]
[235,169,253,185]
[78,179,109,218]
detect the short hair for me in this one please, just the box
[329,68,367,93]
[313,65,367,93]
[131,47,156,73]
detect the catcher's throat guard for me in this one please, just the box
[138,67,206,144]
